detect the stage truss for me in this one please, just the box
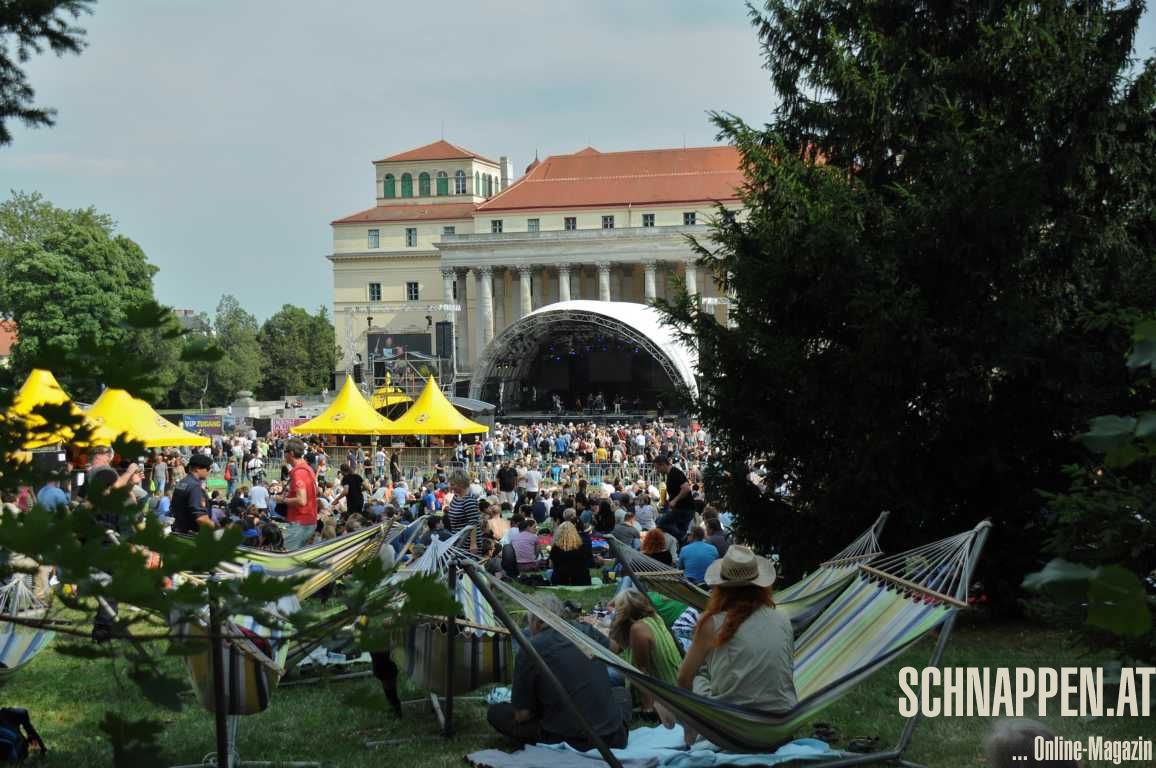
[468,301,697,405]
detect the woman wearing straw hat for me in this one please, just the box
[659,545,797,746]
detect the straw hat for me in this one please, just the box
[704,545,776,588]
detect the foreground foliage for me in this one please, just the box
[661,0,1156,608]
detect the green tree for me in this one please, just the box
[0,195,184,401]
[257,304,335,399]
[661,1,1156,605]
[173,295,262,408]
[0,1,93,145]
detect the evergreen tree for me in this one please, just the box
[662,0,1156,606]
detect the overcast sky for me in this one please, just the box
[3,1,1155,321]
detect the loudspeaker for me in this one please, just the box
[353,363,363,383]
[435,321,453,358]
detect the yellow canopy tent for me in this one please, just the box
[370,385,412,410]
[382,377,488,436]
[6,369,85,448]
[290,375,394,436]
[85,389,210,448]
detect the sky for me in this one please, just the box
[2,1,1155,322]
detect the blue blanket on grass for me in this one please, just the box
[468,725,839,768]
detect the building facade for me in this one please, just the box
[329,140,739,390]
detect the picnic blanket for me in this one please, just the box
[468,726,839,768]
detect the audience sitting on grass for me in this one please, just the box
[548,521,591,586]
[612,509,642,549]
[596,588,682,718]
[641,527,675,566]
[660,546,796,746]
[510,516,542,572]
[487,594,629,751]
[678,526,720,584]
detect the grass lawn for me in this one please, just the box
[3,601,1152,767]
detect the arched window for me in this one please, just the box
[436,171,448,196]
[418,172,431,196]
[383,174,395,198]
[474,171,480,196]
[454,170,466,194]
[484,174,492,197]
[401,173,413,197]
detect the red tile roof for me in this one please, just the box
[331,202,478,225]
[0,321,17,357]
[477,145,743,212]
[375,140,498,166]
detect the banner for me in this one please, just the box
[271,417,306,436]
[181,414,224,435]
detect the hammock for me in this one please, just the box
[610,512,889,632]
[477,520,990,757]
[174,522,402,715]
[390,527,513,696]
[0,577,54,680]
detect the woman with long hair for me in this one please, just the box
[664,545,796,746]
[548,521,591,586]
[641,527,673,566]
[606,589,681,715]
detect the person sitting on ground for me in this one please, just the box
[593,589,681,717]
[511,516,542,572]
[486,594,629,751]
[611,509,642,549]
[705,517,730,558]
[258,522,285,552]
[678,526,719,584]
[548,521,591,586]
[641,527,674,566]
[420,515,452,547]
[662,546,796,746]
[594,499,616,535]
[485,504,510,541]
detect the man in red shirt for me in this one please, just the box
[277,437,318,550]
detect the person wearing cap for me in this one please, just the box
[663,545,796,746]
[169,454,214,534]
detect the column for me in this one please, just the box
[643,260,657,302]
[684,261,698,300]
[557,263,571,302]
[532,270,545,310]
[477,265,494,347]
[456,268,469,367]
[597,262,611,302]
[518,265,533,317]
[442,268,455,303]
[493,268,506,334]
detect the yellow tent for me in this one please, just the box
[371,385,412,410]
[290,375,394,436]
[85,389,210,448]
[382,378,488,436]
[6,369,85,448]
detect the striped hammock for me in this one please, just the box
[390,526,513,695]
[610,512,889,632]
[0,577,53,680]
[174,522,405,716]
[482,520,990,754]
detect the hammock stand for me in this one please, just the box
[467,519,992,768]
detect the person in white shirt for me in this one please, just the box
[248,481,270,511]
[524,466,542,501]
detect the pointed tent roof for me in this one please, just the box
[85,389,210,448]
[382,378,488,436]
[7,369,84,448]
[291,376,394,435]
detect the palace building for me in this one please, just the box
[328,139,739,412]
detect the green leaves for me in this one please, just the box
[1023,559,1153,638]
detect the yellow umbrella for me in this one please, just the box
[382,377,488,436]
[291,375,394,436]
[7,369,85,448]
[85,389,210,448]
[370,385,413,410]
